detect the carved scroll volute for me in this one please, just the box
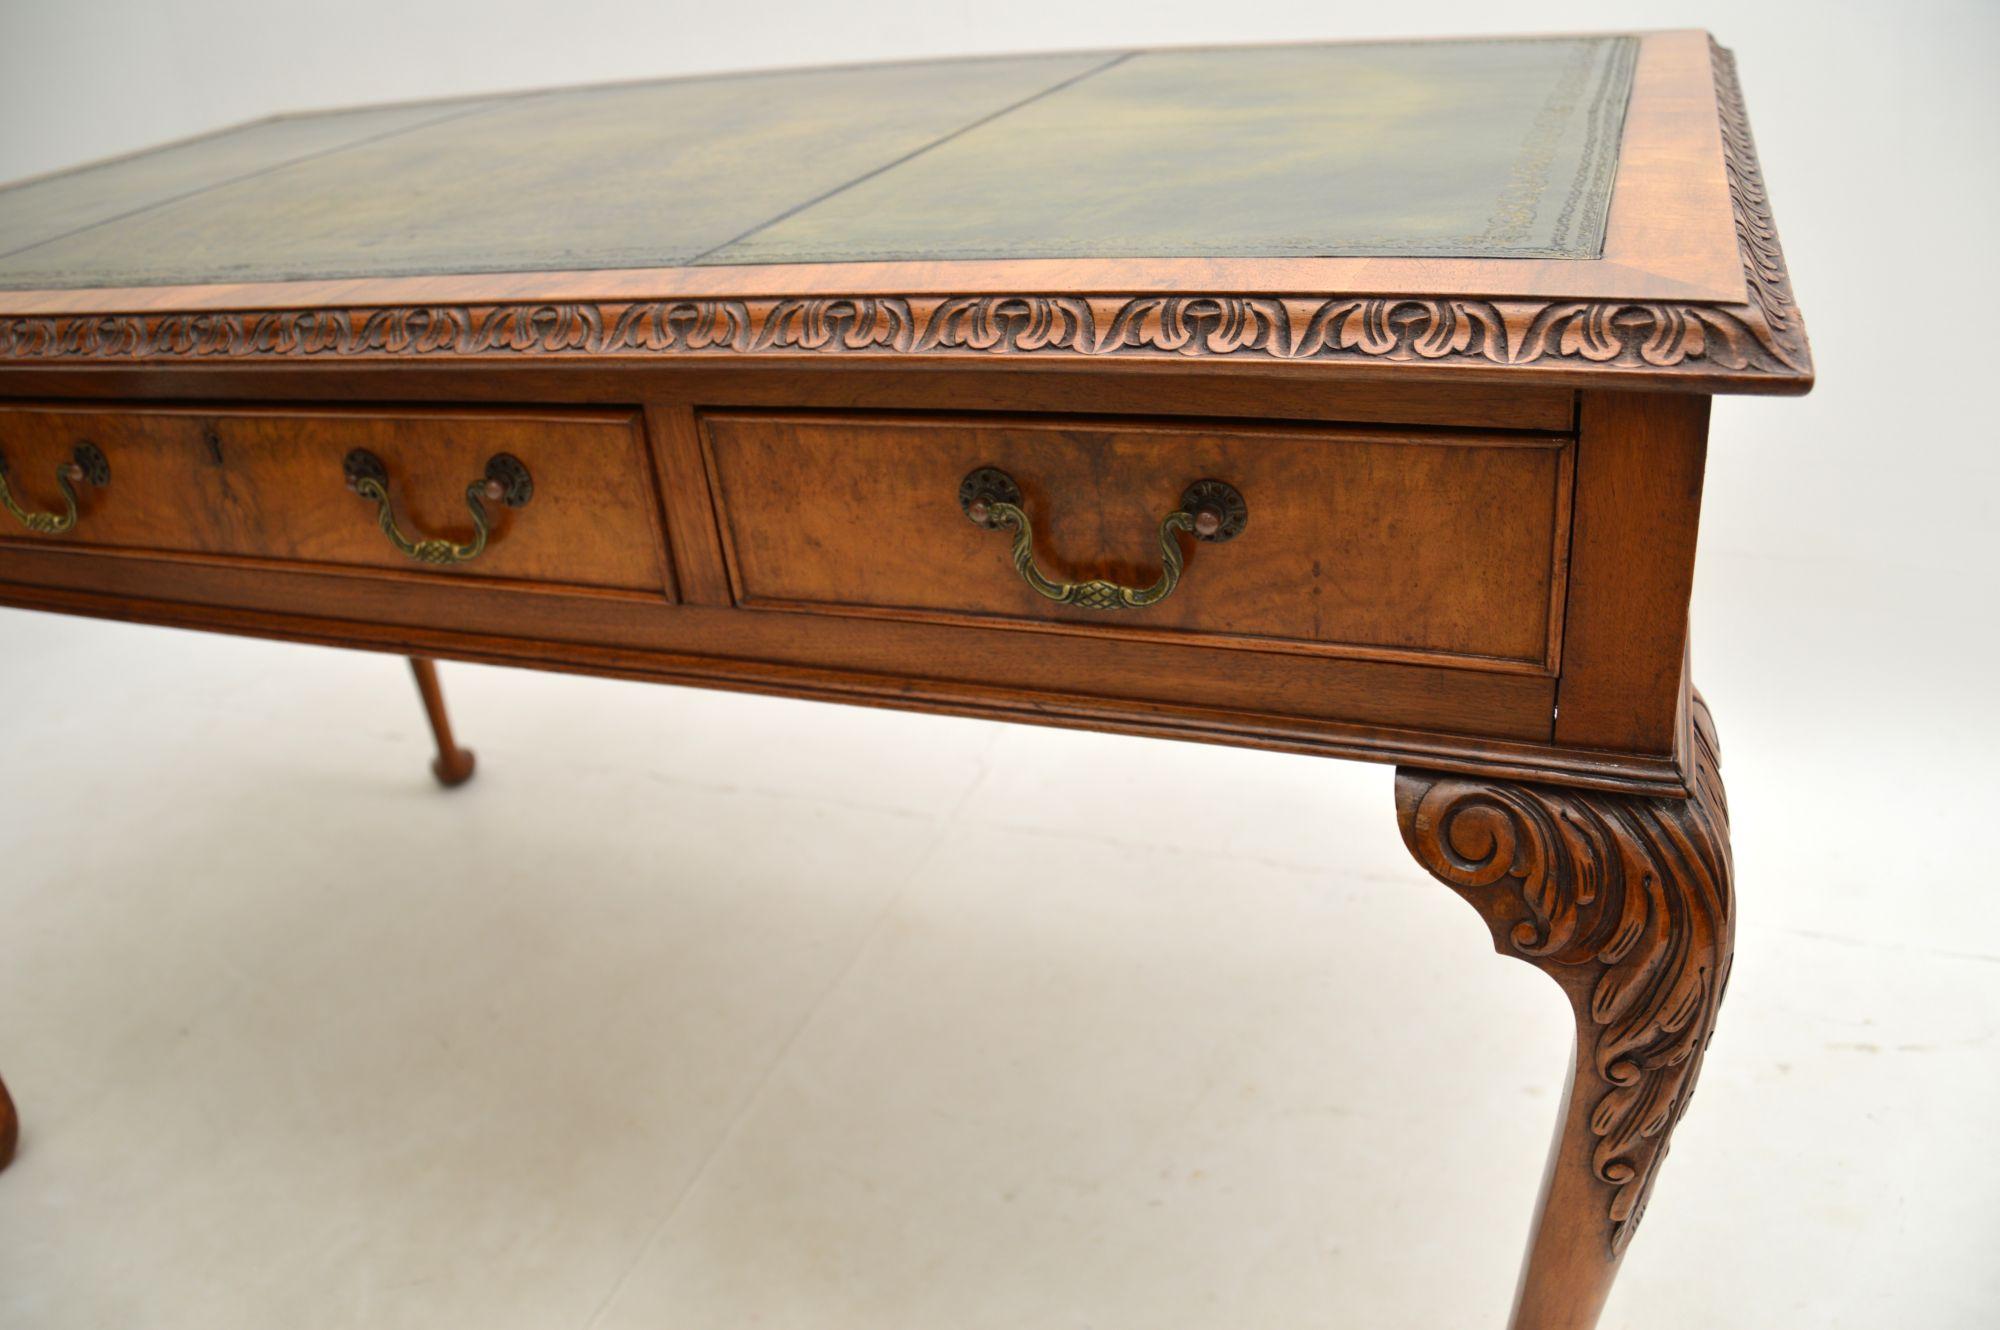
[1395,697,1733,1257]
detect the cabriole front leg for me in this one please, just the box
[1395,697,1733,1330]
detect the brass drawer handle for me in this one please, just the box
[959,466,1246,611]
[343,449,533,565]
[0,442,110,535]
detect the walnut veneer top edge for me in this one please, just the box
[0,32,1810,394]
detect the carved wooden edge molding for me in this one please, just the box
[1709,37,1812,378]
[0,45,1807,384]
[1395,692,1734,1258]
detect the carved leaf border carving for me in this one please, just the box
[1395,697,1733,1256]
[0,44,1808,384]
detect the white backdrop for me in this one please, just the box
[2,3,1996,1327]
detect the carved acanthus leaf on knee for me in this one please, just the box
[1396,696,1733,1255]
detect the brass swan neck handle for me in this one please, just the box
[343,449,533,565]
[959,466,1246,612]
[0,442,110,535]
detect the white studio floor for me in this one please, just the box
[0,532,1994,1329]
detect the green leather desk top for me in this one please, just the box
[0,36,1637,290]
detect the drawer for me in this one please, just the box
[0,404,670,595]
[704,411,1572,673]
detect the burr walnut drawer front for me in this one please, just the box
[702,411,1574,674]
[0,404,670,594]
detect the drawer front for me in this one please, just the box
[704,411,1572,673]
[0,404,670,595]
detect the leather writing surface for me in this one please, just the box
[0,98,502,259]
[0,38,1635,289]
[0,54,1110,289]
[712,37,1637,265]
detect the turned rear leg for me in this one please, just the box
[0,1072,17,1170]
[409,657,476,788]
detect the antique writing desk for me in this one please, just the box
[0,30,1809,1329]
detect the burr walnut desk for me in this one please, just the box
[0,31,1810,1330]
